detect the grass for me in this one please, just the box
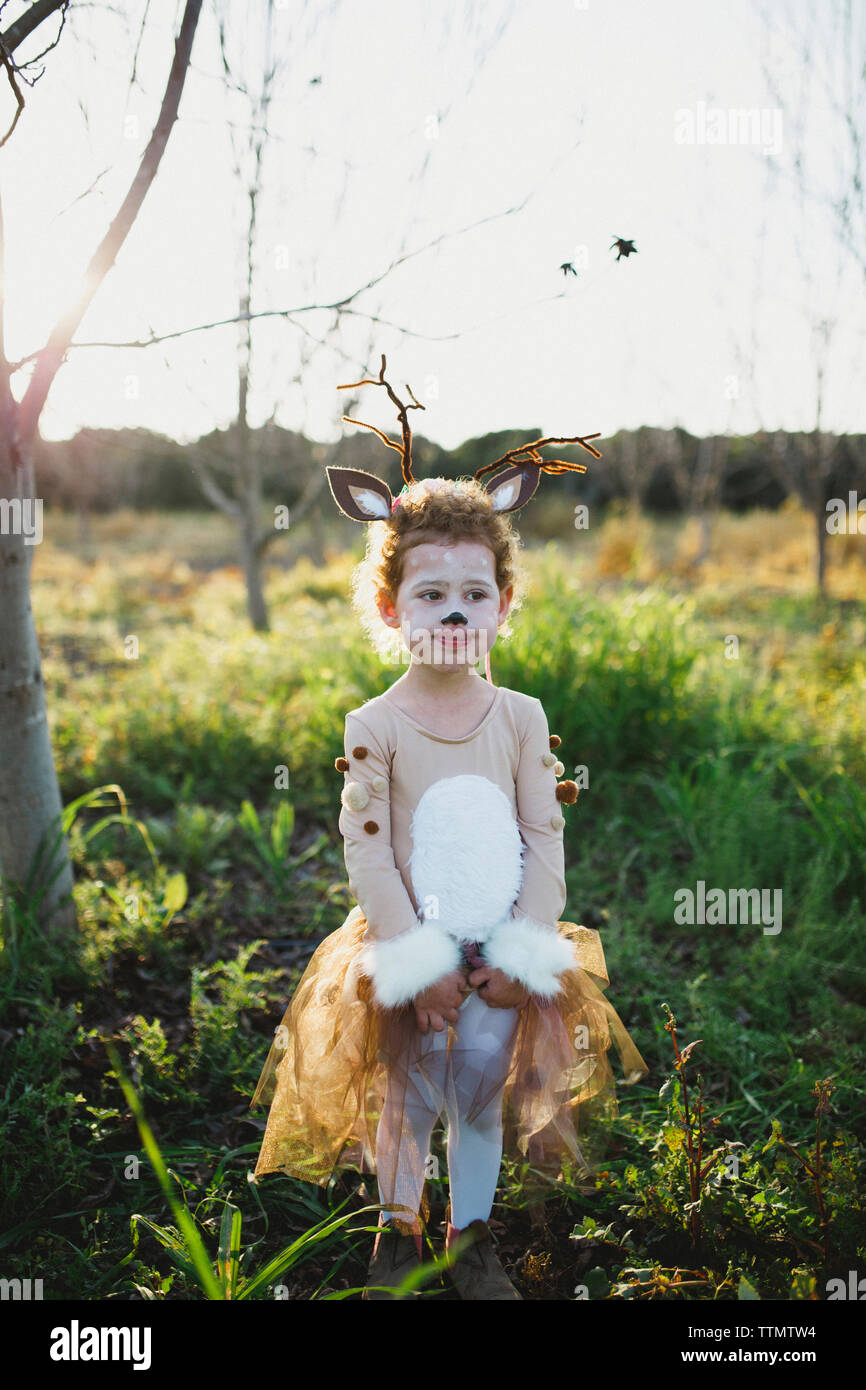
[0,498,864,1300]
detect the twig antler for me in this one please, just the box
[474,434,602,483]
[337,353,425,487]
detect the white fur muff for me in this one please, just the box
[360,774,577,1007]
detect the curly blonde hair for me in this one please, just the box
[349,477,529,663]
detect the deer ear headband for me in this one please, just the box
[325,354,602,521]
[324,355,602,677]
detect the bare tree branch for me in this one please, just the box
[0,0,69,56]
[7,193,544,367]
[0,0,71,145]
[16,0,204,441]
[8,287,569,367]
[188,448,242,518]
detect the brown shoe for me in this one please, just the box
[445,1219,523,1300]
[362,1220,423,1300]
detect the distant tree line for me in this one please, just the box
[33,422,866,522]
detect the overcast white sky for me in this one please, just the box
[2,0,864,451]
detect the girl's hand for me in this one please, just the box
[468,965,530,1010]
[414,968,470,1034]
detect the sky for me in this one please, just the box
[2,0,864,453]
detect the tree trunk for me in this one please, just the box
[0,437,76,934]
[692,436,715,567]
[815,502,827,597]
[696,509,713,566]
[0,0,203,937]
[240,516,269,631]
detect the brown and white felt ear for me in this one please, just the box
[483,465,541,513]
[326,466,394,521]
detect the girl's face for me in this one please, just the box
[377,537,513,670]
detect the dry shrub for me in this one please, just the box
[594,506,653,578]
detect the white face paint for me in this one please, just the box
[379,539,512,669]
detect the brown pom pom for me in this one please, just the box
[363,820,379,834]
[555,780,579,804]
[352,745,369,759]
[335,756,349,772]
[549,734,561,750]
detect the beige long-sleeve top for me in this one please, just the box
[338,684,568,944]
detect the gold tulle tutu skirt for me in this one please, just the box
[249,907,649,1210]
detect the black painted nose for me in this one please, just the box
[442,611,468,625]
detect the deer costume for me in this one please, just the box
[249,358,648,1298]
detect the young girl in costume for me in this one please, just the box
[249,359,649,1299]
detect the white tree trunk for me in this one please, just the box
[0,437,75,933]
[0,0,203,937]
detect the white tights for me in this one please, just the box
[377,990,519,1230]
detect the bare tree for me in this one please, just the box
[767,422,837,594]
[0,0,204,935]
[180,0,532,630]
[615,428,660,514]
[758,0,866,282]
[755,0,865,593]
[18,0,577,634]
[663,430,730,567]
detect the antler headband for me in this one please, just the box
[325,354,602,522]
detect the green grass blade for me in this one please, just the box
[104,1038,223,1299]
